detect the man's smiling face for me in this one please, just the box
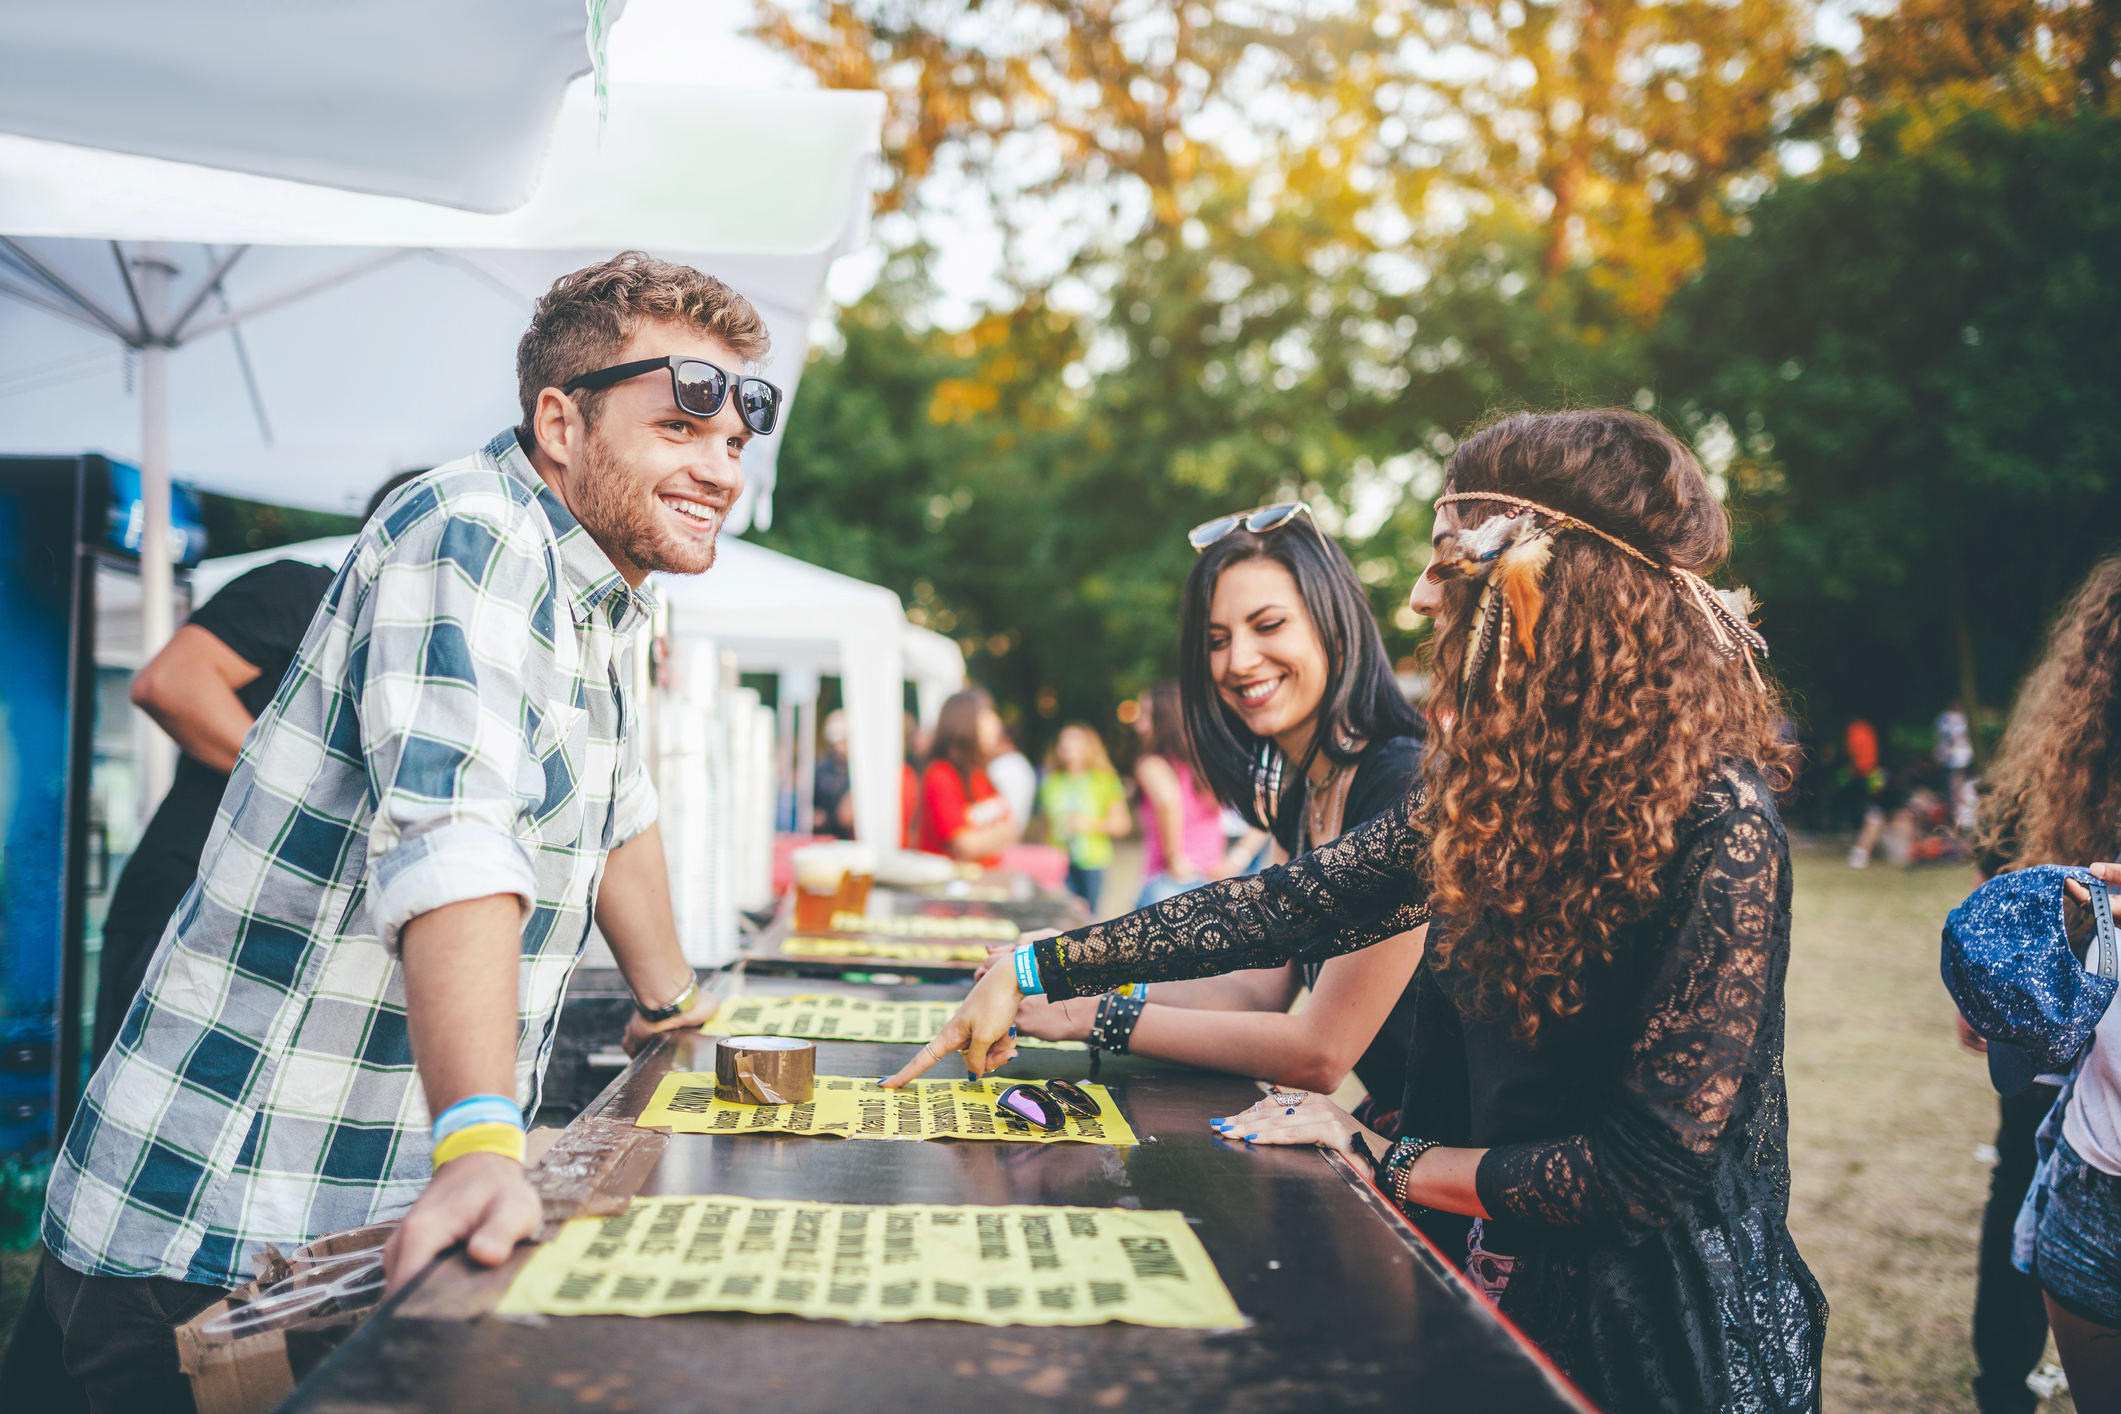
[539,317,753,583]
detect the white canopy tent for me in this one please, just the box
[0,0,610,212]
[0,0,625,808]
[0,78,884,803]
[0,81,883,518]
[654,539,966,851]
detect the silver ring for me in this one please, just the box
[1265,1090,1308,1108]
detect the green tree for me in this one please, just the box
[1658,109,2121,744]
[763,200,1654,751]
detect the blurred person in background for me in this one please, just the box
[986,726,1037,837]
[811,709,856,839]
[1845,714,1887,866]
[917,686,1019,866]
[900,710,926,847]
[1037,722,1131,910]
[1013,507,1429,1128]
[1972,556,2121,1414]
[91,469,423,1067]
[1130,682,1252,905]
[1940,697,1977,832]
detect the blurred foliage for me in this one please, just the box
[758,0,1839,320]
[1853,0,2120,123]
[1661,107,2121,748]
[755,0,2121,764]
[762,203,1647,752]
[197,492,359,561]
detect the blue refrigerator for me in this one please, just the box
[0,455,204,1188]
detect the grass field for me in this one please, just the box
[0,845,2073,1411]
[1785,843,2071,1414]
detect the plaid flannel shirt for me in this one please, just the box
[45,430,659,1287]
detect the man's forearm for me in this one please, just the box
[595,823,693,1008]
[400,894,524,1115]
[131,624,260,773]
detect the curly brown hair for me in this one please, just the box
[1976,556,2121,875]
[1423,409,1794,1041]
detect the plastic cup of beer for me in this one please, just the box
[791,842,877,932]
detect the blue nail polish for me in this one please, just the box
[1244,1133,1258,1141]
[1285,1107,1296,1114]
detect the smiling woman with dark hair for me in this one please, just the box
[1011,509,1430,1125]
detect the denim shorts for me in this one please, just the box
[2035,1136,2121,1328]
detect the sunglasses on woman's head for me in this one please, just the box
[561,356,784,436]
[1188,502,1312,552]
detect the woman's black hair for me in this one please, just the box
[1177,518,1426,838]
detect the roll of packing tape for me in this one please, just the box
[714,1035,817,1105]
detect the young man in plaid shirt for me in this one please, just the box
[16,253,773,1411]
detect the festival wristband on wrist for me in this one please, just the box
[1012,942,1044,996]
[431,1121,527,1167]
[431,1093,524,1146]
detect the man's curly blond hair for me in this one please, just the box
[515,251,771,431]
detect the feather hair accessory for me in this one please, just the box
[1432,491,1770,698]
[1429,509,1559,706]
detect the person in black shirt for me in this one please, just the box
[1008,508,1427,1128]
[91,473,421,1063]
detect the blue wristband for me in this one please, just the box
[431,1094,525,1146]
[1013,942,1045,996]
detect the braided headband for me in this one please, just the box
[1430,491,1768,708]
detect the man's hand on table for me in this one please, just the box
[620,984,723,1057]
[384,1151,543,1295]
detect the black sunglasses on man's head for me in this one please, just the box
[561,356,783,436]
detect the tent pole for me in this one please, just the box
[136,244,178,811]
[795,688,818,841]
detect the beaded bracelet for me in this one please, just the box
[1375,1136,1443,1218]
[1087,992,1146,1053]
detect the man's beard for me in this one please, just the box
[576,431,718,577]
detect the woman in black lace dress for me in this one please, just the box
[889,408,1825,1412]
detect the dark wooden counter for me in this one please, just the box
[279,1027,1593,1413]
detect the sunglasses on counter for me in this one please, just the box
[561,355,784,436]
[1187,501,1313,552]
[994,1080,1102,1131]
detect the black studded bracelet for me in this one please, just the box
[1087,991,1147,1053]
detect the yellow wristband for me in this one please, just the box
[431,1121,526,1168]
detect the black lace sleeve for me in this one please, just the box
[1471,782,1786,1240]
[1032,786,1430,1001]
